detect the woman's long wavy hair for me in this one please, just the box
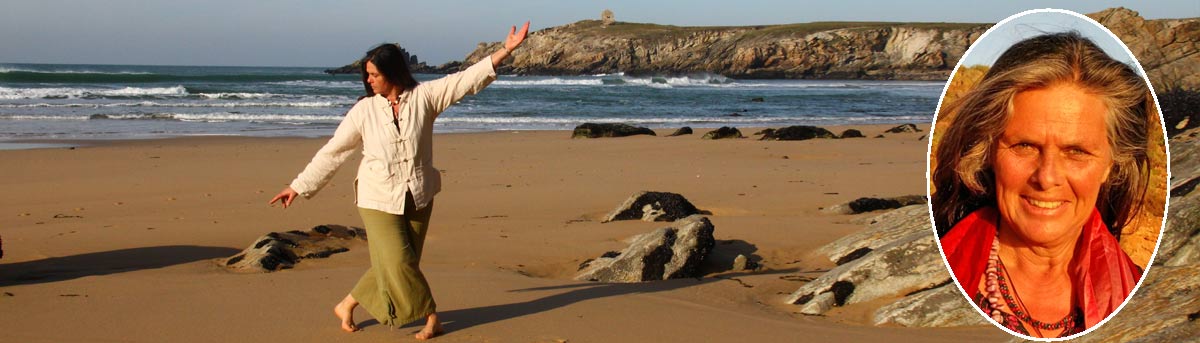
[932,31,1153,238]
[359,44,419,98]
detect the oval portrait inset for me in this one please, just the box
[927,9,1168,341]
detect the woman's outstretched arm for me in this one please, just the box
[424,21,531,119]
[491,21,530,67]
[269,108,363,209]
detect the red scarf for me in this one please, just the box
[940,207,1141,328]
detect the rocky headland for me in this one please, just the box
[329,8,1196,85]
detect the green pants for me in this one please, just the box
[352,200,436,327]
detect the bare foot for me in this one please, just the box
[414,313,444,340]
[333,294,359,333]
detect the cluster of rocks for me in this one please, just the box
[570,123,920,140]
[576,191,731,282]
[222,225,366,273]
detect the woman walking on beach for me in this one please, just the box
[270,22,530,340]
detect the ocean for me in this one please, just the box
[0,63,943,141]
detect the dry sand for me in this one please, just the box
[0,126,1009,342]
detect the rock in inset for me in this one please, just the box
[223,225,365,273]
[576,215,716,282]
[571,123,656,138]
[603,191,701,222]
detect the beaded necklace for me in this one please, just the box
[984,235,1079,336]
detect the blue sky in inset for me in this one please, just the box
[960,10,1141,71]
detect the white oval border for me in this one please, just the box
[925,8,1171,342]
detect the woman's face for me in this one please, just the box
[993,82,1113,247]
[365,61,394,96]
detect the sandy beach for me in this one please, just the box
[0,125,1009,342]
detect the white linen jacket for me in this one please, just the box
[289,59,497,215]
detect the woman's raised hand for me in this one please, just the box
[492,21,530,67]
[269,186,300,209]
[505,21,530,52]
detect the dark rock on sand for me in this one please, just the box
[667,127,693,137]
[576,215,716,282]
[820,194,926,215]
[223,225,365,273]
[753,128,774,136]
[883,123,921,133]
[759,125,836,141]
[840,129,865,138]
[571,123,656,138]
[602,191,701,223]
[701,126,744,140]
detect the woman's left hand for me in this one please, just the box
[492,21,530,67]
[505,21,530,52]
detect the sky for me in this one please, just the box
[1,0,1196,67]
[960,10,1142,69]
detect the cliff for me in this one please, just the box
[1088,7,1200,91]
[459,21,987,80]
[330,8,1197,83]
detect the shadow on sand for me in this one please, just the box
[0,245,240,287]
[359,268,797,332]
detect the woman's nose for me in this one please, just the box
[1030,150,1063,190]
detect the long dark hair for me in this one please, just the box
[360,44,420,98]
[932,32,1152,237]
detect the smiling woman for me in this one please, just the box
[929,11,1166,340]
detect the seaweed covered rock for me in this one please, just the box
[223,225,366,273]
[759,125,836,141]
[603,191,701,223]
[667,126,693,137]
[576,215,716,282]
[820,194,926,215]
[571,123,656,138]
[840,129,865,138]
[701,126,743,140]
